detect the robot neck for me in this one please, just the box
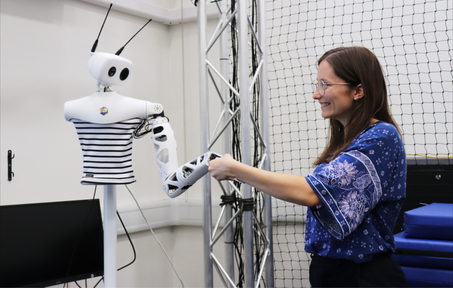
[96,81,115,92]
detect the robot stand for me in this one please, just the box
[104,185,117,288]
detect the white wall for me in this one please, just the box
[0,0,226,287]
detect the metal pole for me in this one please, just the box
[104,185,117,288]
[237,0,254,286]
[219,0,235,285]
[198,1,214,287]
[257,0,274,286]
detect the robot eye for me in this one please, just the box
[120,68,129,81]
[108,67,116,77]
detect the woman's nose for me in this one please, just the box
[313,89,321,99]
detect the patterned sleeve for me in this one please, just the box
[305,122,405,240]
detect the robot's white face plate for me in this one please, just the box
[87,52,133,87]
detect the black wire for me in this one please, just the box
[228,1,246,286]
[220,1,268,286]
[249,0,267,285]
[91,185,137,288]
[92,209,137,288]
[234,208,245,288]
[116,210,137,271]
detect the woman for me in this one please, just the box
[208,46,408,287]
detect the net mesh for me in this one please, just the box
[265,0,452,287]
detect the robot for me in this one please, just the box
[64,4,219,198]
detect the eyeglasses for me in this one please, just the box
[312,80,351,96]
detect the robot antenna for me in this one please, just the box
[91,3,113,53]
[115,18,152,56]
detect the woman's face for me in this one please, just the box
[313,60,357,126]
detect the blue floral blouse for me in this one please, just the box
[305,121,406,263]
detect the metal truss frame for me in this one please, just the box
[198,1,274,287]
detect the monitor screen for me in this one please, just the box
[0,199,104,287]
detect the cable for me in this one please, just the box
[116,210,137,272]
[220,1,269,286]
[124,185,185,288]
[92,211,137,288]
[87,185,136,288]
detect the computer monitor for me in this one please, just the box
[0,199,104,287]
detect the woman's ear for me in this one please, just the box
[353,84,364,100]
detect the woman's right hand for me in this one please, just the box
[208,153,237,181]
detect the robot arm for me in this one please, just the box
[133,106,179,188]
[135,107,220,198]
[150,115,179,188]
[163,151,221,198]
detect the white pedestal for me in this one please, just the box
[104,185,117,288]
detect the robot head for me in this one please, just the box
[89,4,151,88]
[87,52,132,87]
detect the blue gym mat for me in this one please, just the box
[404,203,453,240]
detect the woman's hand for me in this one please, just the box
[208,153,237,181]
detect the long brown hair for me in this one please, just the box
[314,46,401,165]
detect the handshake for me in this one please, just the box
[162,151,222,198]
